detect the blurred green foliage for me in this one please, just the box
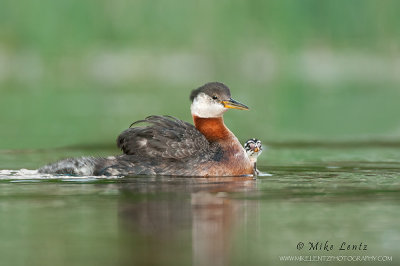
[1,0,400,149]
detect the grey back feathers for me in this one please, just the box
[38,156,103,175]
[190,82,231,102]
[117,115,216,160]
[39,115,224,176]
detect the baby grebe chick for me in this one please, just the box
[244,138,263,175]
[39,82,255,177]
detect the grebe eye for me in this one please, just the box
[212,95,218,100]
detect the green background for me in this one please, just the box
[1,2,399,266]
[1,0,400,150]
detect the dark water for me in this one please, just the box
[0,146,399,266]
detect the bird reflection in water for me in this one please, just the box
[118,177,259,266]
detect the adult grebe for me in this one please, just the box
[39,82,254,177]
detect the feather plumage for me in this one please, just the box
[117,115,212,160]
[38,82,254,177]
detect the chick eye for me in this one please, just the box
[212,95,218,100]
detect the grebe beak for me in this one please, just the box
[254,147,259,152]
[222,98,249,110]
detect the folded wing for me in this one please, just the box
[117,115,210,160]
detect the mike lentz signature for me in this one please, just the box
[297,241,368,251]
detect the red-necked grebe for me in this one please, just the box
[39,82,255,177]
[244,138,263,175]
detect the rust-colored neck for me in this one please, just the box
[192,116,231,142]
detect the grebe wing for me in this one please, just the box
[117,115,210,159]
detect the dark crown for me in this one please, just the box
[190,82,231,102]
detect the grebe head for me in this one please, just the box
[244,138,263,163]
[190,82,249,118]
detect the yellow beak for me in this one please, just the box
[222,98,249,110]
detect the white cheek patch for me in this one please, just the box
[190,93,227,118]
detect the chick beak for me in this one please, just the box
[254,147,259,153]
[222,98,249,110]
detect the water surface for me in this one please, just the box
[0,145,399,266]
